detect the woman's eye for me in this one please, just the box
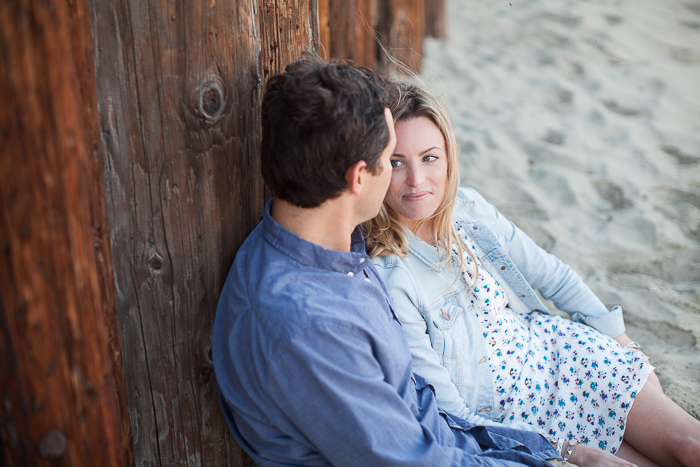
[424,155,438,162]
[390,159,403,168]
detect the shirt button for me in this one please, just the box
[441,309,450,321]
[359,258,365,263]
[473,226,478,230]
[364,278,371,283]
[521,294,526,298]
[478,406,492,413]
[501,266,506,270]
[347,272,354,276]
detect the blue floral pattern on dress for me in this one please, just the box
[454,225,653,454]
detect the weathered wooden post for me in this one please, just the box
[425,0,448,39]
[0,0,131,465]
[2,0,447,464]
[379,0,426,73]
[319,0,434,74]
[319,0,379,68]
[89,0,318,465]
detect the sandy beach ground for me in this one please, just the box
[419,0,700,418]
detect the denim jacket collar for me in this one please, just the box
[407,195,476,274]
[262,198,370,275]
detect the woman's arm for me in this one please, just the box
[466,188,626,338]
[506,220,626,338]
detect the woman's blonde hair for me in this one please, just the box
[362,79,478,286]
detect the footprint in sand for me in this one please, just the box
[626,319,697,349]
[654,186,700,243]
[606,247,700,285]
[600,99,641,117]
[662,145,700,165]
[592,179,634,211]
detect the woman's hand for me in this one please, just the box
[567,443,637,467]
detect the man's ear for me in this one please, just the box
[345,160,367,195]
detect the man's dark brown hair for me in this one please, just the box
[261,52,396,208]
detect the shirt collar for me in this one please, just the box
[262,198,370,275]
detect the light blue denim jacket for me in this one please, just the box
[372,187,626,434]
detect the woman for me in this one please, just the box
[363,81,700,467]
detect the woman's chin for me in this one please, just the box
[397,211,432,225]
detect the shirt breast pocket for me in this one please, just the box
[428,303,467,372]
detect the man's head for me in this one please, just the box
[261,53,397,208]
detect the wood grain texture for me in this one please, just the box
[318,0,331,58]
[378,0,425,73]
[0,0,129,465]
[319,0,378,68]
[90,0,318,465]
[425,0,447,39]
[259,0,320,82]
[354,0,380,68]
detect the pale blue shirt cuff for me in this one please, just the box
[570,304,626,338]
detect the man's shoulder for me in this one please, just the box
[220,244,377,340]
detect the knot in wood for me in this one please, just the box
[38,430,67,458]
[195,75,225,122]
[148,251,164,274]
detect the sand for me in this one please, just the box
[419,0,700,418]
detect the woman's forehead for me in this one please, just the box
[394,117,445,153]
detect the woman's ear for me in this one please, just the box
[345,160,368,195]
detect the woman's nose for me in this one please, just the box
[406,164,425,187]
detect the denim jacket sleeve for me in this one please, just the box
[464,187,626,338]
[375,259,545,436]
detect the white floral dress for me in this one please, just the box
[454,228,653,454]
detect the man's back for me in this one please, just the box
[214,203,423,464]
[213,202,557,467]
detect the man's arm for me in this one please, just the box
[262,324,554,467]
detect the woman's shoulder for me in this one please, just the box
[454,187,497,221]
[371,253,422,295]
[371,253,410,275]
[456,186,486,202]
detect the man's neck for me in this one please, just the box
[270,197,358,252]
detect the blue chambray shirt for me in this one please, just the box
[213,199,559,467]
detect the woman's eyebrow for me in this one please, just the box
[393,146,443,157]
[419,146,442,155]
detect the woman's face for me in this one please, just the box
[385,116,448,231]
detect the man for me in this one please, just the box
[213,53,563,466]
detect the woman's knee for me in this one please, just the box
[645,371,663,393]
[673,434,700,467]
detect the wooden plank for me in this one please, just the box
[328,0,355,63]
[425,0,447,39]
[318,0,331,59]
[0,0,130,465]
[90,0,319,465]
[355,0,380,68]
[259,0,320,82]
[378,0,426,73]
[322,0,379,69]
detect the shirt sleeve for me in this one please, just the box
[485,195,626,338]
[266,324,543,467]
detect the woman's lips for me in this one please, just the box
[402,192,430,201]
